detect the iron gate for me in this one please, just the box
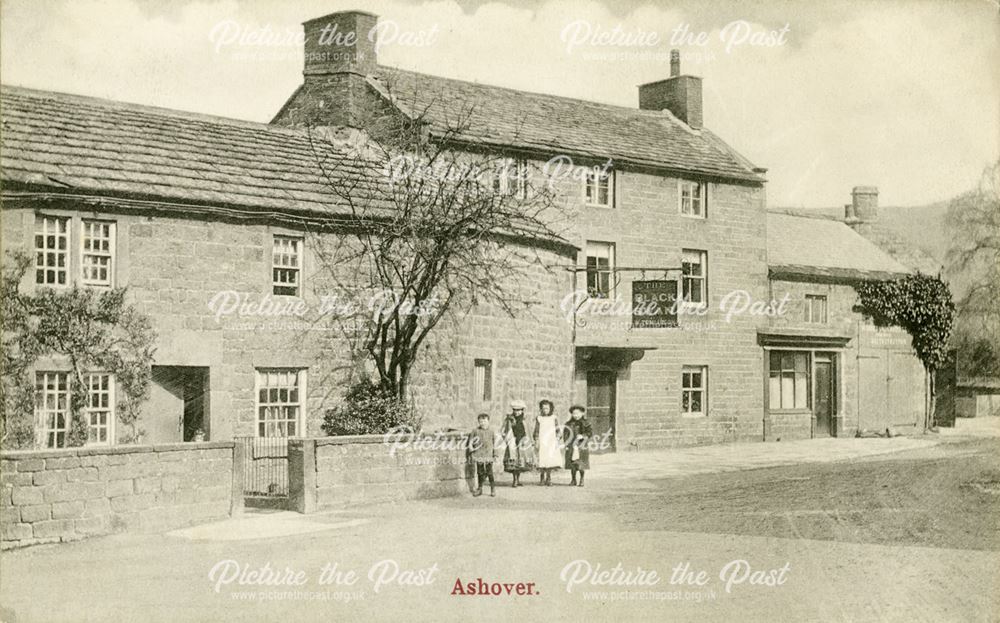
[237,436,288,502]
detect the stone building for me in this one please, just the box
[0,9,933,451]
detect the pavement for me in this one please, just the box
[1,417,997,622]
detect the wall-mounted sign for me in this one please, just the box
[859,324,913,350]
[631,280,678,328]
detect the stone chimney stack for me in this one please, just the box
[850,186,879,222]
[271,11,381,128]
[302,10,378,76]
[638,49,703,128]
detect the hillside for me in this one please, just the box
[774,202,950,262]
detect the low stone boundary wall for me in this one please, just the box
[289,433,469,513]
[1,442,243,549]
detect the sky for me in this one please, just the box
[1,0,998,208]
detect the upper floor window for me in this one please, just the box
[681,249,707,306]
[272,235,302,296]
[681,365,707,416]
[492,158,527,199]
[473,359,493,401]
[256,368,304,437]
[84,373,114,446]
[36,371,70,448]
[679,180,707,218]
[583,168,614,208]
[81,220,115,287]
[585,241,615,299]
[35,216,69,285]
[805,294,828,323]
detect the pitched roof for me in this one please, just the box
[0,85,379,216]
[854,222,942,276]
[769,207,942,275]
[362,66,764,184]
[0,84,575,250]
[766,212,913,281]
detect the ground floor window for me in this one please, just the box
[255,369,304,437]
[36,371,70,448]
[473,359,493,401]
[681,365,707,416]
[35,371,117,448]
[84,373,114,445]
[768,351,810,409]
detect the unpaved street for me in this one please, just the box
[2,435,998,622]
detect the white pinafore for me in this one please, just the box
[536,415,562,469]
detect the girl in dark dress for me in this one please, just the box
[564,405,592,487]
[501,400,535,487]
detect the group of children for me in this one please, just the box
[467,399,593,497]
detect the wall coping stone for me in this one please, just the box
[1,441,235,460]
[312,431,468,447]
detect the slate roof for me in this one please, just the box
[0,85,577,249]
[0,85,386,217]
[767,212,913,281]
[854,222,942,276]
[359,66,764,184]
[769,207,942,276]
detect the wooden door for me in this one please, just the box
[814,357,834,437]
[586,370,616,453]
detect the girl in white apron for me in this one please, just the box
[533,399,562,486]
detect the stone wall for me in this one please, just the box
[288,433,468,512]
[1,442,241,549]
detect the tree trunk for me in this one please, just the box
[927,366,937,431]
[397,362,411,402]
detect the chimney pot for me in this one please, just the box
[670,49,680,77]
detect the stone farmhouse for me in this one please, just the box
[0,10,936,452]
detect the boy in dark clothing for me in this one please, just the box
[469,413,497,497]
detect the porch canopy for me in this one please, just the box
[575,346,656,369]
[756,328,852,349]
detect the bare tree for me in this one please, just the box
[303,90,569,401]
[946,159,1000,375]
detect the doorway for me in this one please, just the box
[813,354,836,437]
[149,366,210,442]
[586,370,616,453]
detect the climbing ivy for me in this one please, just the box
[854,273,955,428]
[1,252,157,449]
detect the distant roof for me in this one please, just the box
[767,212,913,281]
[957,377,1000,390]
[0,85,372,216]
[769,207,942,275]
[355,66,765,184]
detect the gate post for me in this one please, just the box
[231,440,246,516]
[288,438,317,514]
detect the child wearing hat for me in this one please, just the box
[564,405,593,486]
[468,413,497,497]
[501,399,535,487]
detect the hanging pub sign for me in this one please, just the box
[631,280,679,328]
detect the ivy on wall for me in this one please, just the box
[1,252,157,449]
[854,273,955,428]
